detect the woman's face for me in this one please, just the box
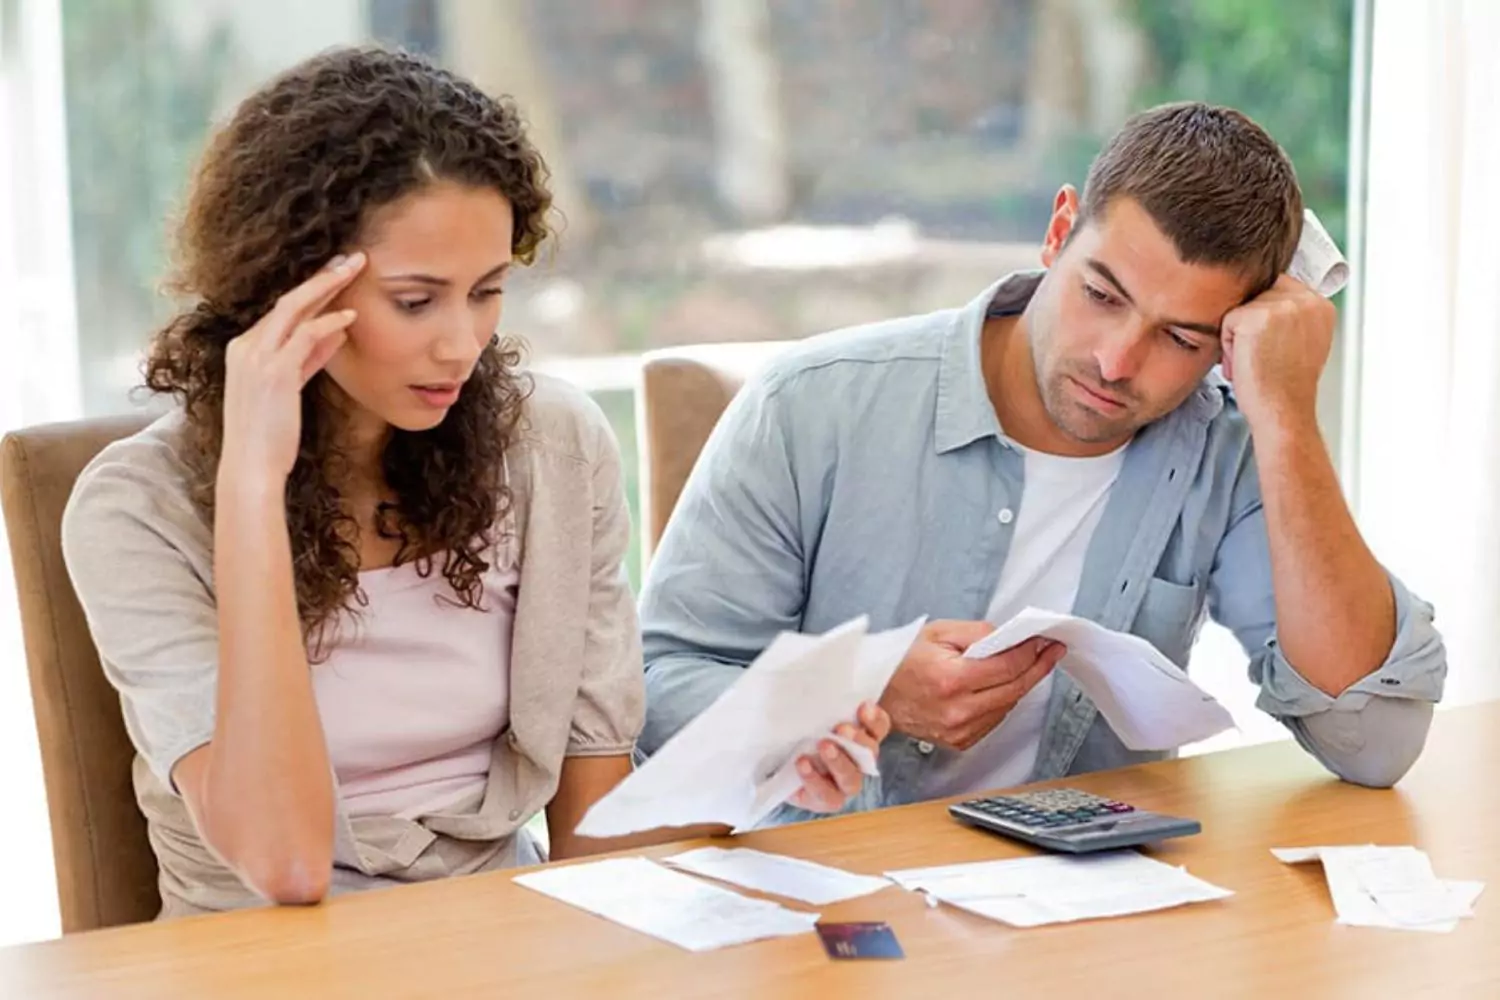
[324,181,515,437]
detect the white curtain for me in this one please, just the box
[1353,0,1500,707]
[0,0,79,944]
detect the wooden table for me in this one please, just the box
[3,703,1497,999]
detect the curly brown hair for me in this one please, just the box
[144,45,550,650]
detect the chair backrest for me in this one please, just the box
[636,341,791,563]
[0,414,158,932]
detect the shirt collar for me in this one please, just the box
[933,270,1042,455]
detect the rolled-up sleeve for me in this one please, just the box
[1208,454,1446,788]
[566,402,646,756]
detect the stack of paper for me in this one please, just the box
[1274,845,1485,932]
[576,616,925,838]
[514,857,819,951]
[663,847,892,905]
[886,852,1232,928]
[966,607,1234,750]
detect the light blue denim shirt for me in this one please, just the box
[639,272,1447,822]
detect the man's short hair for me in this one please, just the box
[1078,102,1303,294]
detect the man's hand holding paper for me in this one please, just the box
[879,620,1068,750]
[964,607,1235,751]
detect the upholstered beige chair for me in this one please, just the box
[635,341,791,564]
[0,415,158,931]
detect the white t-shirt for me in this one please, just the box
[924,441,1127,798]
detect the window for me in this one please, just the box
[57,0,1355,587]
[0,0,1360,943]
[55,0,1354,740]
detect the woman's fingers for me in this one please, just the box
[230,252,366,361]
[272,252,367,333]
[288,309,357,384]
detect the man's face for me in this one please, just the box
[1027,191,1255,450]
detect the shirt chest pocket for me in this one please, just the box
[1130,576,1205,669]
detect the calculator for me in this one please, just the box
[948,788,1201,854]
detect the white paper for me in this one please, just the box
[886,852,1232,928]
[663,847,892,906]
[513,857,819,951]
[964,607,1234,751]
[1274,845,1484,932]
[575,616,925,838]
[1287,208,1350,298]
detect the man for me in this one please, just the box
[638,103,1446,820]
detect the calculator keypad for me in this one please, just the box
[959,789,1135,829]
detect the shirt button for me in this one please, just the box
[997,508,1015,525]
[916,741,935,755]
[508,808,522,821]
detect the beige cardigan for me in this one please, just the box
[61,373,644,917]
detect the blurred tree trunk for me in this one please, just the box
[442,0,594,246]
[1023,0,1147,156]
[1024,0,1088,155]
[1068,0,1149,135]
[699,0,790,225]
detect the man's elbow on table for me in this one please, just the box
[1298,698,1435,789]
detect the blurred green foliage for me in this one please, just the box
[1127,0,1354,245]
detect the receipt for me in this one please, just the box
[663,847,892,906]
[1288,208,1349,297]
[1274,845,1484,932]
[515,857,819,951]
[887,852,1232,928]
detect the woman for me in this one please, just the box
[62,46,888,918]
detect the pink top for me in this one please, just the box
[312,556,519,819]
